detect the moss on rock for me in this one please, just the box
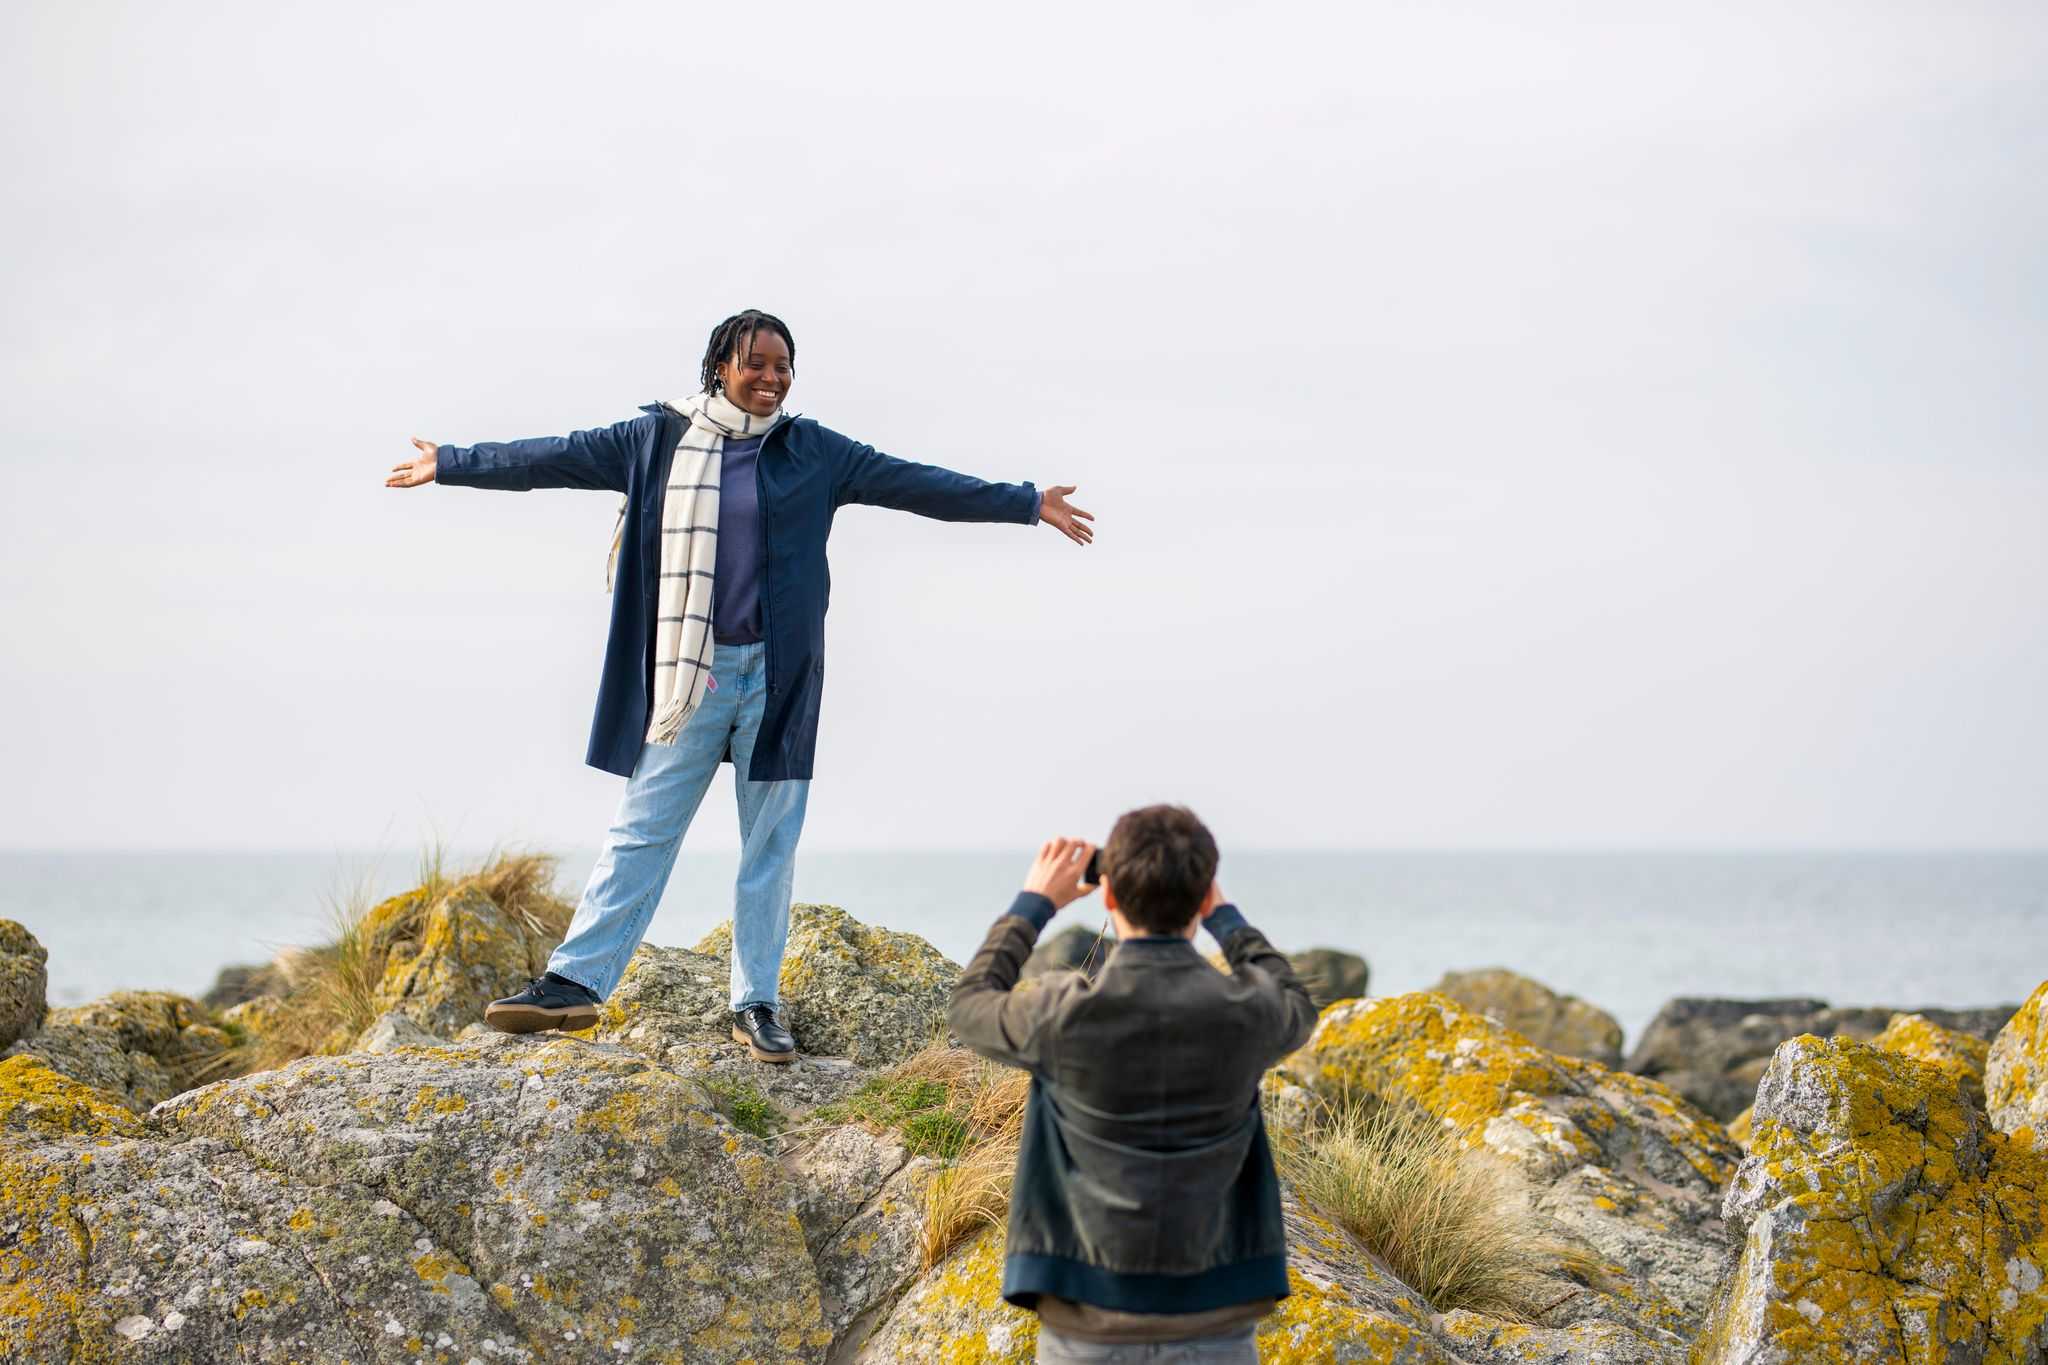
[696,904,957,1067]
[1701,1032,2048,1363]
[1987,979,2048,1140]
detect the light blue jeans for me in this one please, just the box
[547,640,810,1010]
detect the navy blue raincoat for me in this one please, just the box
[437,404,1040,780]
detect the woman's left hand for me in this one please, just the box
[1038,486,1095,546]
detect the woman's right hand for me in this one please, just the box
[386,438,439,488]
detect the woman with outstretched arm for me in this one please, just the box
[386,310,1094,1062]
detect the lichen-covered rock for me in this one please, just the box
[696,905,957,1067]
[1429,968,1623,1069]
[812,1154,937,1352]
[0,1053,141,1139]
[1279,993,1741,1333]
[0,920,47,1049]
[3,990,235,1112]
[1626,996,2017,1121]
[782,1123,910,1247]
[853,1225,1036,1363]
[1701,1033,2048,1363]
[855,1190,1684,1365]
[1875,1010,1991,1111]
[1988,980,2048,1139]
[1292,947,1371,1010]
[357,884,559,1040]
[594,941,875,1117]
[0,1033,833,1363]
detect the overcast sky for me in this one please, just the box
[2,1,2043,853]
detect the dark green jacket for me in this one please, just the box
[948,896,1319,1314]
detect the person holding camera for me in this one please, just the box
[950,806,1319,1363]
[386,309,1095,1060]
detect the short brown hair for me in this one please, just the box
[1103,805,1218,934]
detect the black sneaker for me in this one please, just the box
[484,972,601,1034]
[731,1003,796,1063]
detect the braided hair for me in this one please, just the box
[699,310,797,395]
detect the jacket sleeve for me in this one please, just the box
[948,896,1067,1073]
[435,416,639,493]
[834,440,1040,524]
[1207,905,1319,1065]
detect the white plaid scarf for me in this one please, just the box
[644,390,783,745]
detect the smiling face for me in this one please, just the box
[717,327,793,418]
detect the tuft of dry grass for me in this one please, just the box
[1271,1089,1598,1321]
[245,848,569,1072]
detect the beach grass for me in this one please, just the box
[1271,1088,1599,1321]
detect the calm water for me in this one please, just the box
[5,849,2043,1048]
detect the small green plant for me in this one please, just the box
[702,1076,785,1140]
[900,1109,972,1159]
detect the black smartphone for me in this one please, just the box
[1084,848,1104,886]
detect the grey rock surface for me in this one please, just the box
[0,919,47,1049]
[695,904,959,1067]
[1626,995,2018,1120]
[1430,966,1622,1068]
[1,1033,832,1363]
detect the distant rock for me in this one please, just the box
[1626,996,2017,1121]
[1,1034,833,1363]
[1987,979,2048,1137]
[1279,991,1743,1333]
[1429,967,1622,1068]
[0,919,47,1049]
[1019,923,1114,980]
[1290,947,1369,1010]
[3,989,234,1113]
[695,904,957,1068]
[198,958,285,1010]
[353,1009,444,1054]
[1701,1033,2047,1362]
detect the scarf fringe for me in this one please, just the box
[647,694,694,746]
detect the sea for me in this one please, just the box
[6,849,2044,1050]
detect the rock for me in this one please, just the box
[355,883,561,1040]
[352,1009,444,1054]
[1626,996,2018,1121]
[0,1033,835,1363]
[0,1053,142,1139]
[199,959,286,1010]
[854,1194,1688,1364]
[695,904,958,1068]
[1278,992,1743,1333]
[1429,968,1623,1068]
[1292,947,1370,1010]
[0,919,47,1048]
[782,1123,910,1246]
[1988,979,2048,1138]
[3,990,236,1112]
[1700,1033,2048,1363]
[594,941,875,1118]
[853,1224,1036,1363]
[1873,1010,1991,1111]
[1019,923,1114,980]
[814,1155,938,1354]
